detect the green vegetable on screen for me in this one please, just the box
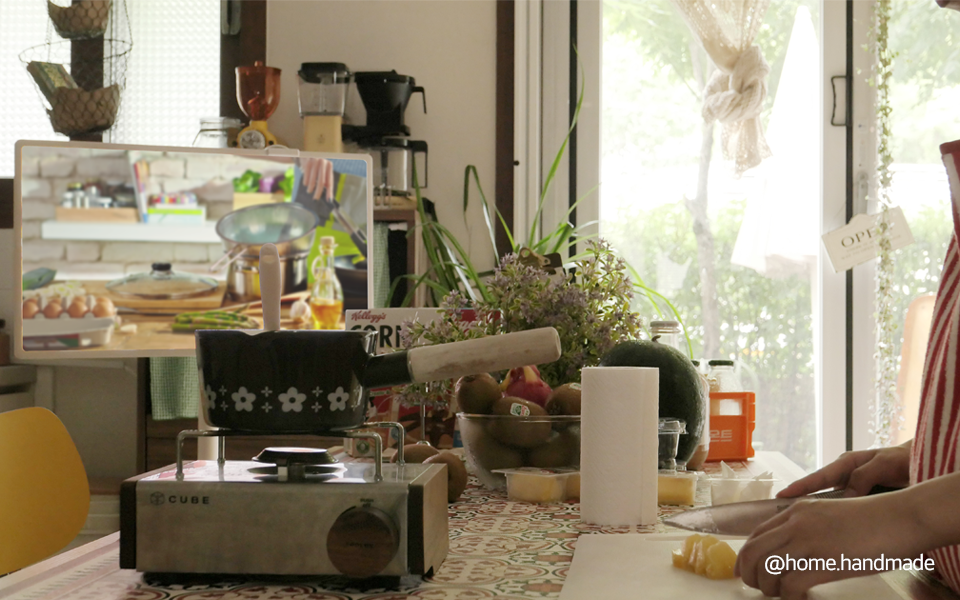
[233,170,261,193]
[278,167,295,201]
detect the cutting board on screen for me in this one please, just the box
[81,280,228,312]
[559,534,905,600]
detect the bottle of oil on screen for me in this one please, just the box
[310,236,343,329]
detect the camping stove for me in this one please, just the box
[119,425,448,578]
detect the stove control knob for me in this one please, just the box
[326,505,400,577]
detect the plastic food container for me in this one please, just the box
[708,477,778,505]
[493,467,579,504]
[658,418,687,470]
[22,316,115,350]
[657,470,698,506]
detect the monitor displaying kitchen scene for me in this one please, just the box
[14,140,373,358]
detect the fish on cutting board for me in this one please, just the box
[557,534,908,600]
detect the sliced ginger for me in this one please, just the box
[671,533,738,580]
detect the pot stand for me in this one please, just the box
[174,421,406,483]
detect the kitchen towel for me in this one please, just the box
[580,366,659,526]
[149,357,199,420]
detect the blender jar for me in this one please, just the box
[298,62,350,116]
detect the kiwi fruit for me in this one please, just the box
[423,451,469,502]
[545,382,582,416]
[461,422,524,473]
[392,443,440,464]
[488,396,552,448]
[525,432,572,468]
[455,373,502,414]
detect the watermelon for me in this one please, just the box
[599,339,704,464]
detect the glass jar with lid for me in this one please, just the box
[650,320,682,352]
[707,359,743,393]
[193,117,242,148]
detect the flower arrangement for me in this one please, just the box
[391,239,643,409]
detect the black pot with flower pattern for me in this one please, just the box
[196,327,563,433]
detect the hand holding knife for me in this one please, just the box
[664,485,901,537]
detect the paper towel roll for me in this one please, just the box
[580,366,659,526]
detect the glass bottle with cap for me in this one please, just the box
[707,359,744,417]
[650,320,682,352]
[685,359,711,470]
[309,236,343,330]
[707,359,743,392]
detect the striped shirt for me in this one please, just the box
[909,139,960,591]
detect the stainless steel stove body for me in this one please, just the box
[120,442,448,578]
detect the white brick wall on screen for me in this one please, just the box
[19,152,229,280]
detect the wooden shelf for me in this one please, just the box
[41,220,220,243]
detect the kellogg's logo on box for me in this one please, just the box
[345,309,479,354]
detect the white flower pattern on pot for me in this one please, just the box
[205,385,217,405]
[312,386,322,397]
[261,386,273,397]
[231,387,256,412]
[278,387,307,413]
[328,387,350,412]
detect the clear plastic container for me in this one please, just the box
[708,477,779,505]
[658,418,686,470]
[657,470,698,506]
[493,467,579,504]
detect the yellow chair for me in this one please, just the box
[0,407,89,576]
[893,294,937,445]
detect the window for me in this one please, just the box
[1,0,220,178]
[0,0,60,176]
[106,0,219,146]
[600,0,823,470]
[525,0,960,470]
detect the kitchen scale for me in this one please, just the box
[120,424,449,580]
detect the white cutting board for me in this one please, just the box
[559,534,906,600]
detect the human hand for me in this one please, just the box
[777,444,911,499]
[301,157,334,202]
[734,492,922,599]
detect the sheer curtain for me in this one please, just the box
[0,1,60,177]
[671,0,773,176]
[106,0,219,147]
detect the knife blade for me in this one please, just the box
[663,485,898,536]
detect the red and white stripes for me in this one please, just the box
[909,140,960,591]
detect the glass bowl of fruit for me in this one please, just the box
[455,369,582,490]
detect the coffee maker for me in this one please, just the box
[298,62,350,153]
[343,71,428,202]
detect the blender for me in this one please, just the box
[298,63,350,153]
[235,61,282,149]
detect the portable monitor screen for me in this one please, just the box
[13,140,374,359]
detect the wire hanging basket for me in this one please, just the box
[47,0,111,40]
[19,0,131,137]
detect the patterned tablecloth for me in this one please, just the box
[0,455,799,600]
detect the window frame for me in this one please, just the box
[527,0,883,469]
